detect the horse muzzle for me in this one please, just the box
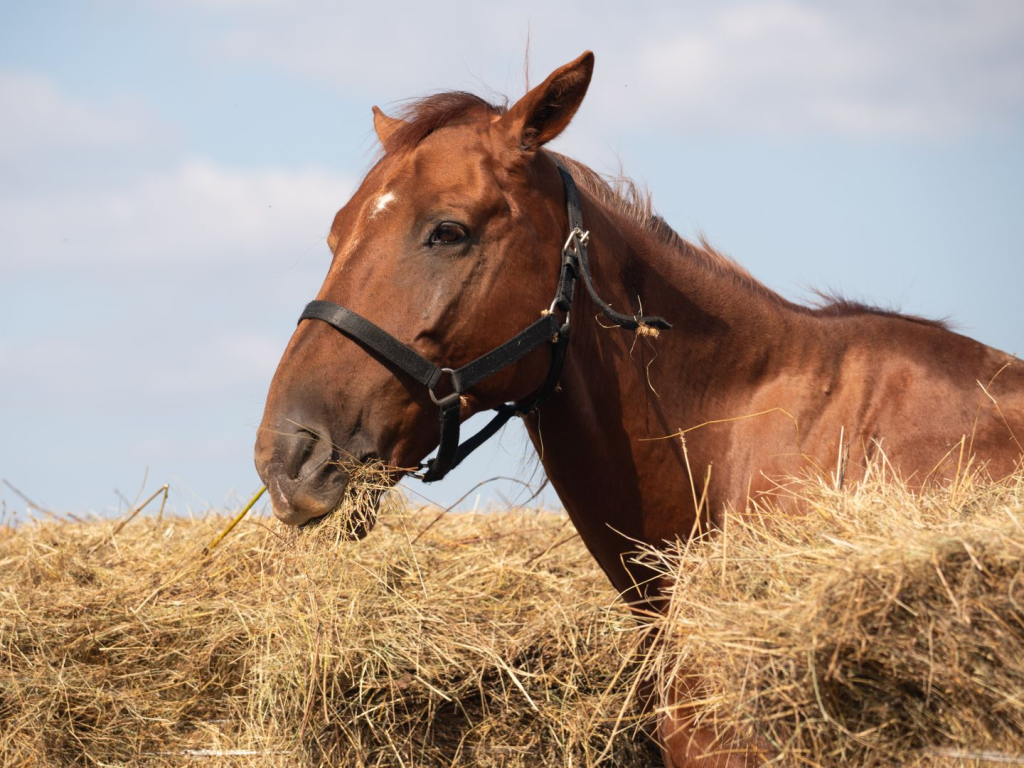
[254,419,354,527]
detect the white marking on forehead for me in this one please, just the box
[370,191,396,219]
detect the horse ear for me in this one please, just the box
[497,51,594,152]
[372,106,406,149]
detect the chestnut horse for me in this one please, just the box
[255,52,1024,766]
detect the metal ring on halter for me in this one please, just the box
[547,299,572,332]
[562,227,590,254]
[428,368,458,406]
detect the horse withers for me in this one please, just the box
[255,52,1024,766]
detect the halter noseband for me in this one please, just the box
[298,157,671,482]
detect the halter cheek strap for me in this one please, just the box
[298,156,671,483]
[298,300,566,481]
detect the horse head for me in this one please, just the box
[255,53,595,529]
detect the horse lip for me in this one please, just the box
[265,468,349,527]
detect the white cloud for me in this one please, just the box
[2,329,285,396]
[180,0,1024,140]
[0,71,166,160]
[0,159,355,271]
[144,332,285,393]
[212,3,530,99]
[602,1,1024,139]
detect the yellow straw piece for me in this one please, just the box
[205,486,266,553]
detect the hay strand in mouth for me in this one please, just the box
[285,458,394,546]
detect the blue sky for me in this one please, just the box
[2,1,1022,517]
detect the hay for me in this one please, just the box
[7,467,1024,766]
[0,494,660,766]
[644,468,1024,766]
[635,323,660,339]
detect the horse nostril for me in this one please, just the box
[291,428,320,479]
[271,421,334,482]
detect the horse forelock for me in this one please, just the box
[377,92,508,158]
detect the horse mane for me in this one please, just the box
[548,153,785,304]
[811,293,951,328]
[379,91,948,331]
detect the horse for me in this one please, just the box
[254,52,1024,767]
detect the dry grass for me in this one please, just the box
[6,463,1024,766]
[643,465,1024,766]
[0,489,659,766]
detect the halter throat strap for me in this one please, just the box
[297,157,671,483]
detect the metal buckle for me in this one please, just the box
[428,367,460,406]
[547,300,572,332]
[557,311,571,336]
[561,227,590,255]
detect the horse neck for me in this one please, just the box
[524,196,797,604]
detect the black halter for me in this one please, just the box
[298,158,671,482]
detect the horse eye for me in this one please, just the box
[430,222,468,245]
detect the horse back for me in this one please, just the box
[717,314,1023,509]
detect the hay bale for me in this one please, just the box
[0,497,659,766]
[646,470,1024,766]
